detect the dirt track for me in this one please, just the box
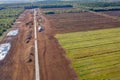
[37,9,77,80]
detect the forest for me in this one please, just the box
[0,3,24,36]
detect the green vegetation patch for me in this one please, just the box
[56,28,120,80]
[0,7,24,37]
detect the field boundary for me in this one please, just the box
[89,11,120,21]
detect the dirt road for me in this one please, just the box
[37,9,77,80]
[34,9,40,80]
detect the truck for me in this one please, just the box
[38,26,44,32]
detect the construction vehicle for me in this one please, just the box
[38,26,44,32]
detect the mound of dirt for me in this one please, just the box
[25,30,32,43]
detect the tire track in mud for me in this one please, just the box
[42,33,48,80]
[36,8,48,80]
[37,22,48,80]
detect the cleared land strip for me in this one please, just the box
[56,28,120,80]
[34,9,40,80]
[36,9,78,80]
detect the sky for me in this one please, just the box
[0,0,28,1]
[0,0,39,2]
[0,0,120,2]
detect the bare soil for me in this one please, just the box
[37,9,77,80]
[45,12,120,33]
[0,10,35,80]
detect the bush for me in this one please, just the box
[45,11,55,14]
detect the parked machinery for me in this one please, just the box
[38,26,44,32]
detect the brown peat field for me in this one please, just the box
[46,12,120,33]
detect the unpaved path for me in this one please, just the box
[37,9,77,80]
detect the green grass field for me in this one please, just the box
[56,28,120,80]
